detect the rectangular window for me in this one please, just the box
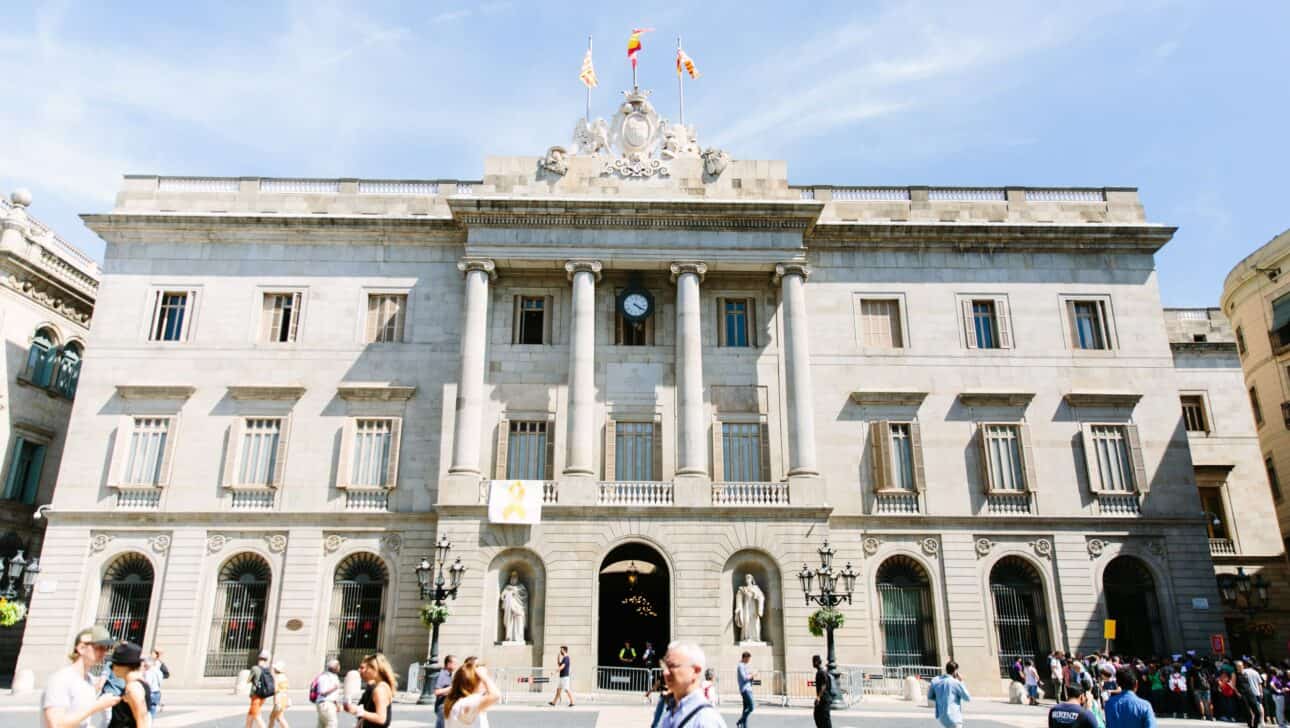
[261,293,302,343]
[614,422,655,480]
[859,299,904,348]
[1181,395,1209,433]
[123,417,171,485]
[3,438,46,504]
[982,424,1025,491]
[1068,299,1111,350]
[1266,456,1283,502]
[1251,386,1264,427]
[615,312,654,346]
[718,298,755,348]
[150,291,193,342]
[1273,295,1290,350]
[721,423,763,481]
[350,419,393,487]
[506,420,548,480]
[888,423,916,491]
[1237,326,1248,356]
[366,294,406,343]
[1088,425,1134,492]
[236,419,282,486]
[515,296,547,345]
[972,301,999,349]
[1199,487,1230,539]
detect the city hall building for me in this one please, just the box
[15,91,1239,696]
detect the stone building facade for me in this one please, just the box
[15,98,1232,696]
[0,190,99,676]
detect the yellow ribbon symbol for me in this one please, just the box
[502,480,528,521]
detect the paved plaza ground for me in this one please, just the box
[0,690,1213,728]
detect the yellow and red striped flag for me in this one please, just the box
[627,27,654,69]
[579,47,598,88]
[676,47,700,79]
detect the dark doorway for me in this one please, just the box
[1103,556,1163,657]
[598,543,670,672]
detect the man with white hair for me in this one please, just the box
[661,641,728,728]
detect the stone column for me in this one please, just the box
[449,258,496,476]
[775,263,819,477]
[563,260,602,477]
[671,262,708,478]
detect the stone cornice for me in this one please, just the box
[957,391,1035,408]
[1170,341,1237,354]
[81,213,464,246]
[808,221,1177,253]
[116,384,196,400]
[447,196,825,232]
[850,390,928,406]
[1063,391,1143,408]
[226,385,306,401]
[337,382,417,402]
[0,254,95,325]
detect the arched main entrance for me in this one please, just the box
[327,553,388,672]
[877,555,938,668]
[598,543,670,676]
[1103,555,1163,657]
[96,553,155,645]
[205,553,272,676]
[990,556,1051,677]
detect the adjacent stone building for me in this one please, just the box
[0,190,99,676]
[15,93,1234,696]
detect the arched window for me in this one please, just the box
[327,553,388,671]
[205,553,272,677]
[24,328,58,388]
[990,557,1052,677]
[877,555,938,668]
[54,342,82,398]
[95,553,154,645]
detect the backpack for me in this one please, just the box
[308,674,322,703]
[253,667,277,699]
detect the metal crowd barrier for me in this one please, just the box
[595,665,657,694]
[840,664,939,696]
[493,667,558,703]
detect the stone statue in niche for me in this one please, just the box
[734,573,766,644]
[499,570,528,643]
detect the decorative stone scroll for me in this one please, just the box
[920,537,940,558]
[380,534,403,554]
[1031,538,1054,559]
[1086,538,1107,559]
[206,534,228,554]
[264,534,288,553]
[862,537,882,556]
[323,534,347,553]
[149,535,172,554]
[90,534,113,554]
[974,538,994,557]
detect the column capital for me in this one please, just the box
[669,261,708,284]
[457,258,497,280]
[772,262,811,285]
[564,259,603,282]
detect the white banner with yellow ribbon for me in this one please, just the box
[487,480,543,524]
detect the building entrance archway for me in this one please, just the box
[598,542,670,673]
[1103,555,1164,658]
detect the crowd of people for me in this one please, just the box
[1013,650,1290,728]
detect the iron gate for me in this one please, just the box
[878,584,934,667]
[326,554,386,672]
[205,555,270,677]
[95,554,154,645]
[992,583,1039,677]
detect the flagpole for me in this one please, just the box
[586,35,592,121]
[677,36,685,126]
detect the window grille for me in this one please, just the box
[237,419,282,486]
[990,558,1050,677]
[123,418,170,486]
[327,553,388,671]
[1181,396,1208,433]
[205,554,271,676]
[350,420,393,487]
[859,299,903,348]
[150,292,191,342]
[615,422,655,480]
[983,424,1025,491]
[877,557,936,668]
[262,293,302,343]
[366,294,406,343]
[721,423,763,481]
[506,421,548,480]
[95,554,154,646]
[1089,425,1133,492]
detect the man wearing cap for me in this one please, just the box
[248,650,273,728]
[104,642,151,727]
[41,625,120,728]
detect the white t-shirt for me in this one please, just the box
[41,664,106,728]
[1025,666,1040,687]
[446,693,489,728]
[314,671,341,704]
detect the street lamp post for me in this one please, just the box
[1216,567,1272,659]
[798,540,858,709]
[415,535,466,705]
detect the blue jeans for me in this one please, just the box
[651,695,668,728]
[738,690,754,727]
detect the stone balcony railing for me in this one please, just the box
[597,481,673,506]
[1209,538,1237,556]
[987,492,1034,515]
[229,489,276,511]
[115,488,161,511]
[711,482,789,506]
[873,490,921,514]
[1094,492,1141,515]
[346,490,390,512]
[479,480,559,505]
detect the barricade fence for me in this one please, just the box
[494,667,558,703]
[841,664,939,696]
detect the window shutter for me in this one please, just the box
[994,297,1012,349]
[365,296,379,343]
[543,295,554,345]
[961,299,978,349]
[149,290,163,340]
[870,421,890,489]
[1125,424,1148,492]
[748,298,758,348]
[652,419,663,480]
[910,421,927,492]
[385,418,402,488]
[510,296,521,345]
[603,418,616,480]
[271,417,291,487]
[157,417,177,487]
[3,438,25,499]
[337,420,354,488]
[288,292,302,341]
[222,419,245,487]
[1018,423,1037,492]
[715,297,726,347]
[494,417,510,480]
[20,444,45,504]
[759,420,771,482]
[544,417,556,480]
[260,294,275,341]
[1080,422,1101,492]
[1098,300,1116,350]
[711,419,724,482]
[1065,301,1079,349]
[977,424,994,492]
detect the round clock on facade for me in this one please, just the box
[617,286,654,323]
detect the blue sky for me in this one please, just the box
[2,1,1287,306]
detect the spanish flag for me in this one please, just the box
[627,28,653,69]
[579,48,598,88]
[677,47,700,79]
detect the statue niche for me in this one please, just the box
[733,573,766,645]
[498,569,529,644]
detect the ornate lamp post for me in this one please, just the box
[798,540,858,708]
[416,535,466,704]
[0,550,39,626]
[1217,567,1272,659]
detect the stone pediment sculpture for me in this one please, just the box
[553,86,730,180]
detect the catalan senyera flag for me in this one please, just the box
[579,48,598,88]
[677,47,700,79]
[627,27,653,69]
